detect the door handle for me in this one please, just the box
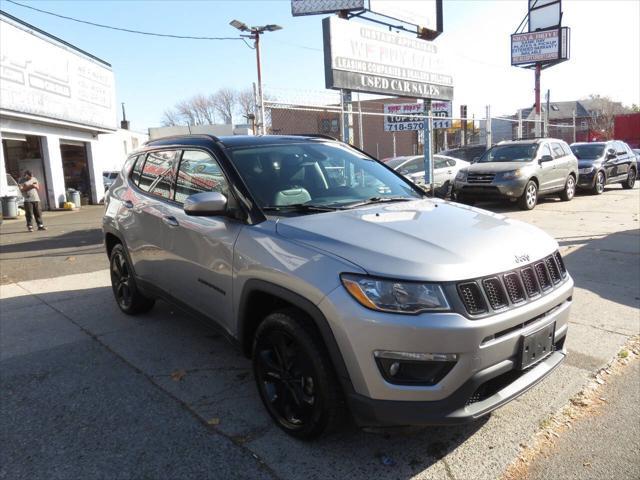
[162,216,179,227]
[123,200,134,209]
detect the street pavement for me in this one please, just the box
[1,185,638,480]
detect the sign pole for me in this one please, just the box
[423,99,433,195]
[534,63,541,137]
[341,90,353,144]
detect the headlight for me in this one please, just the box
[579,167,594,174]
[501,169,523,179]
[455,170,467,182]
[341,274,450,314]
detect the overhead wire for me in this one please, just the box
[4,0,245,41]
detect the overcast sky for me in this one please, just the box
[2,0,638,130]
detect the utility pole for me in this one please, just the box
[534,63,542,137]
[572,109,576,143]
[544,89,550,137]
[517,109,523,139]
[356,92,364,149]
[230,20,282,135]
[423,99,434,195]
[485,105,492,149]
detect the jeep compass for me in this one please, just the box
[103,135,573,439]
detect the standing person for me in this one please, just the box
[19,170,46,232]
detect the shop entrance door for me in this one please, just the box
[60,141,92,205]
[2,134,50,209]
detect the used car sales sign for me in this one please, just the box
[323,16,453,100]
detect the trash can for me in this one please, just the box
[66,189,81,209]
[2,196,18,219]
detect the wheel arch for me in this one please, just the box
[237,279,354,394]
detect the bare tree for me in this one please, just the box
[161,108,182,127]
[582,95,630,139]
[237,87,256,121]
[212,88,237,124]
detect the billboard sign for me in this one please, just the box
[323,16,453,100]
[291,0,364,16]
[511,27,570,65]
[383,103,423,132]
[431,100,451,129]
[369,0,442,37]
[528,0,561,32]
[0,16,116,131]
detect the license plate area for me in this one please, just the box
[519,322,555,370]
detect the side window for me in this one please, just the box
[616,142,627,155]
[434,158,447,170]
[447,158,457,167]
[540,144,553,157]
[561,143,572,156]
[551,143,565,159]
[139,150,177,200]
[131,155,145,186]
[403,158,423,173]
[174,150,229,204]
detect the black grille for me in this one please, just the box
[467,173,496,184]
[458,282,487,315]
[535,262,552,290]
[482,278,508,310]
[545,256,562,284]
[554,251,567,277]
[521,267,540,297]
[503,272,526,303]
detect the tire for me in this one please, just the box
[621,167,636,189]
[518,180,538,210]
[109,244,155,315]
[560,175,576,201]
[252,309,344,440]
[591,171,605,195]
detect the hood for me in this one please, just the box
[578,158,602,168]
[276,199,558,282]
[465,161,533,173]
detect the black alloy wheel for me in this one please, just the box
[592,171,605,195]
[253,311,343,439]
[109,244,155,314]
[621,168,636,189]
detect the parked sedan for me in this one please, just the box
[385,154,469,197]
[570,141,637,194]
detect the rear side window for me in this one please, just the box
[174,150,229,204]
[138,150,178,199]
[616,142,627,155]
[561,143,572,156]
[131,155,145,185]
[551,143,565,158]
[402,158,423,174]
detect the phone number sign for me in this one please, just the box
[431,100,451,129]
[383,103,424,132]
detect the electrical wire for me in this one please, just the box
[4,0,245,41]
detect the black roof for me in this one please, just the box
[145,134,336,149]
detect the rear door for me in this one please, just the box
[550,142,568,189]
[615,141,632,180]
[160,149,244,331]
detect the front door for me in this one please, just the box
[537,143,558,192]
[161,149,243,332]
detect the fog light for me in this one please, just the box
[374,350,458,386]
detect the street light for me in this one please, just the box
[230,20,283,135]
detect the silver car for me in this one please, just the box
[385,154,470,196]
[454,139,579,210]
[103,135,573,439]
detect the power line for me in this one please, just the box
[4,0,245,41]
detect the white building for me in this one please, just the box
[0,12,141,208]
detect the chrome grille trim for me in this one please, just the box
[467,173,496,184]
[456,250,569,317]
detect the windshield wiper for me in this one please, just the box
[340,197,415,209]
[261,203,338,213]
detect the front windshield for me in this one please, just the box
[478,143,538,163]
[571,144,605,160]
[226,142,422,209]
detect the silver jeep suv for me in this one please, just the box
[454,138,579,210]
[103,135,573,439]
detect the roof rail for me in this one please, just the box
[143,133,221,146]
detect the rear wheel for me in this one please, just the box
[518,180,538,210]
[253,310,344,439]
[592,171,605,195]
[109,244,155,314]
[560,175,576,201]
[621,167,636,189]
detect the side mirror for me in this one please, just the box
[472,156,480,163]
[539,155,553,163]
[183,191,227,216]
[606,149,616,160]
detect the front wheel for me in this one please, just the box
[592,171,605,195]
[621,168,636,189]
[560,175,576,201]
[518,180,538,210]
[109,244,155,315]
[253,310,344,440]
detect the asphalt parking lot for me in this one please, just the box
[1,185,639,480]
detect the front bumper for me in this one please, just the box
[319,275,573,426]
[454,178,528,199]
[577,170,596,188]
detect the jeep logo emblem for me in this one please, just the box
[515,254,530,264]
